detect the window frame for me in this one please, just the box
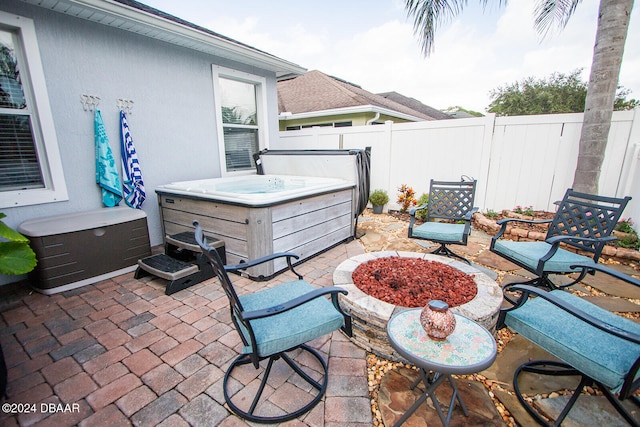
[212,66,269,176]
[0,11,68,208]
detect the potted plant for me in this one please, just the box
[0,213,37,275]
[0,212,37,399]
[369,189,389,214]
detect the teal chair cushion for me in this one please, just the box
[493,240,595,273]
[237,280,344,358]
[412,222,466,243]
[505,290,640,391]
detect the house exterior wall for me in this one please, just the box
[1,1,281,263]
[278,112,413,131]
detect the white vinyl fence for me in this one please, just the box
[273,109,640,228]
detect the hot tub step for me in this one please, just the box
[165,232,226,264]
[135,250,217,296]
[136,254,198,281]
[165,231,201,253]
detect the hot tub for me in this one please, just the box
[156,174,356,279]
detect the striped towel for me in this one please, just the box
[95,109,122,207]
[120,110,145,208]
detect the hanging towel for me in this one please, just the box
[119,110,146,208]
[94,109,122,207]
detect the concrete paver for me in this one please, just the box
[0,211,638,426]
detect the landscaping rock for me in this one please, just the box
[378,367,505,427]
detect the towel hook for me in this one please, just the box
[81,95,100,112]
[117,98,134,115]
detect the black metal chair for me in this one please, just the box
[193,221,352,423]
[490,189,631,290]
[408,178,478,264]
[497,264,640,426]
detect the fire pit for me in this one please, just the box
[333,251,503,361]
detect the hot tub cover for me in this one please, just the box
[254,148,371,217]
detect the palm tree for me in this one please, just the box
[405,0,634,194]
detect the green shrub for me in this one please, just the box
[617,235,639,249]
[614,218,639,249]
[414,193,430,221]
[615,218,635,234]
[485,209,499,218]
[514,205,534,216]
[369,189,389,206]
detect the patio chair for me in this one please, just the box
[490,188,630,290]
[193,221,352,423]
[497,264,640,427]
[408,178,478,264]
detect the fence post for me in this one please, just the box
[619,108,640,197]
[383,120,395,211]
[477,113,496,211]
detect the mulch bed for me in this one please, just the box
[352,256,477,308]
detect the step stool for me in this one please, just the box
[135,231,225,295]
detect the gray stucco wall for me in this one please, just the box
[2,1,282,283]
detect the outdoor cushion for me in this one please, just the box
[412,222,465,243]
[236,280,344,358]
[493,240,595,273]
[505,290,640,391]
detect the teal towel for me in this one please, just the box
[94,110,122,207]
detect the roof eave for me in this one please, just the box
[279,105,426,122]
[20,0,306,77]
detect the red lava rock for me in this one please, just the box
[352,257,477,308]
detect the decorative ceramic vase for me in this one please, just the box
[420,300,456,341]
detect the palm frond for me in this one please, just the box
[405,0,507,56]
[534,0,583,37]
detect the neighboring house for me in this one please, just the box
[277,70,450,131]
[377,92,451,120]
[0,0,305,274]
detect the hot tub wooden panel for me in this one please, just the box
[156,187,355,279]
[160,207,249,242]
[159,194,249,222]
[272,203,351,239]
[270,189,352,222]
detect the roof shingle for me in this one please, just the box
[277,71,448,121]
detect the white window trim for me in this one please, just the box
[212,65,269,176]
[0,11,68,208]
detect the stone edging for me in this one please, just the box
[472,212,640,262]
[333,251,503,362]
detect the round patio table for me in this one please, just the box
[386,308,497,427]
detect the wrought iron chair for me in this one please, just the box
[408,178,478,264]
[490,189,630,290]
[193,221,352,423]
[497,264,640,426]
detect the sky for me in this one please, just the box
[141,0,640,113]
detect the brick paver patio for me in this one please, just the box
[1,211,638,426]
[1,240,371,427]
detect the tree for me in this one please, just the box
[487,69,638,115]
[442,105,484,117]
[405,0,635,194]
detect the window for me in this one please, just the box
[212,66,268,174]
[284,121,353,131]
[0,12,67,207]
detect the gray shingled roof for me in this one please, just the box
[277,71,448,121]
[377,91,452,120]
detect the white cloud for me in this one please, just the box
[145,0,640,112]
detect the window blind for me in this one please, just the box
[224,127,258,171]
[0,114,43,190]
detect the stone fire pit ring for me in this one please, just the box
[333,251,503,362]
